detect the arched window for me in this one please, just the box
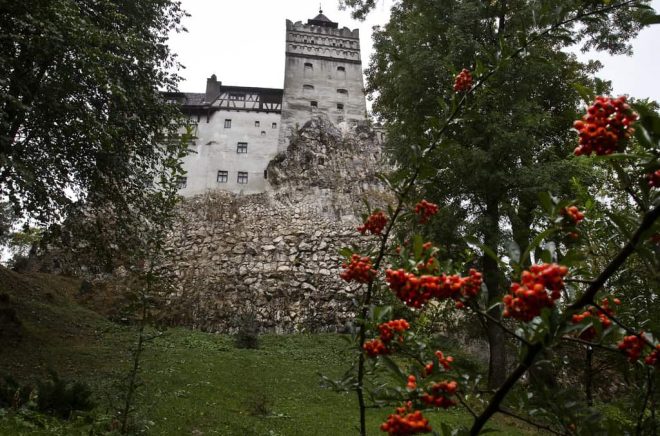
[336,66,346,80]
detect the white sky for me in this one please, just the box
[168,0,660,103]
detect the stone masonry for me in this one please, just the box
[159,115,391,332]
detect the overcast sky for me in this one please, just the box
[168,0,660,103]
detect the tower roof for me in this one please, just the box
[307,9,338,29]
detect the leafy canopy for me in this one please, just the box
[0,0,188,227]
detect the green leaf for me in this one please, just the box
[520,228,556,267]
[380,356,407,383]
[572,82,594,104]
[640,14,660,25]
[339,247,354,259]
[538,192,555,215]
[412,234,424,259]
[464,236,504,267]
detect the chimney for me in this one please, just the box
[205,74,221,103]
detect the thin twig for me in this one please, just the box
[560,335,620,354]
[635,367,655,436]
[498,407,565,435]
[564,279,595,284]
[456,392,478,419]
[472,305,532,346]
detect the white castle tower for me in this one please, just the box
[278,9,367,150]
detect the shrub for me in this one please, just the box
[234,311,260,350]
[34,371,94,419]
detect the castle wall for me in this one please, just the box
[178,109,281,196]
[160,116,391,333]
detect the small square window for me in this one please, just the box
[217,170,228,183]
[337,103,344,110]
[272,122,277,129]
[237,171,248,184]
[261,131,266,136]
[255,121,260,127]
[310,101,318,108]
[237,142,248,153]
[224,119,232,128]
[176,176,187,189]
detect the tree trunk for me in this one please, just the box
[484,196,507,389]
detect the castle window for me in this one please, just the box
[272,122,277,129]
[217,170,228,183]
[310,101,318,108]
[224,119,232,128]
[176,176,187,189]
[255,121,260,127]
[337,103,344,110]
[237,171,248,184]
[261,131,266,136]
[337,66,346,72]
[264,169,268,179]
[337,89,348,99]
[237,142,248,153]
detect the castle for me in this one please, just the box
[165,10,368,196]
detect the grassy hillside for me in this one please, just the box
[0,267,534,435]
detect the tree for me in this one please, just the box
[0,0,188,232]
[345,0,652,388]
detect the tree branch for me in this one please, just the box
[470,204,660,435]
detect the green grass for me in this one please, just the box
[0,267,535,435]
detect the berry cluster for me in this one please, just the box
[423,350,454,376]
[453,69,473,93]
[573,96,637,156]
[645,345,660,366]
[421,380,458,409]
[364,319,411,357]
[340,254,376,284]
[406,375,417,390]
[572,297,620,341]
[380,402,431,435]
[618,334,645,362]
[379,319,411,343]
[363,338,388,357]
[414,200,439,224]
[358,210,388,235]
[503,264,568,322]
[385,269,482,308]
[561,205,585,225]
[648,169,660,188]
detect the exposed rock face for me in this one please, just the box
[160,115,391,332]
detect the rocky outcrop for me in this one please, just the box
[160,115,391,332]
